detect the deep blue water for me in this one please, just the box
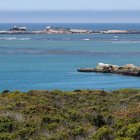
[0,23,140,91]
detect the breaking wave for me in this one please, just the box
[82,38,90,41]
[0,37,31,41]
[18,38,31,40]
[112,41,140,44]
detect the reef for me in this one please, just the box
[78,63,140,76]
[1,26,140,34]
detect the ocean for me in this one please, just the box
[0,23,140,91]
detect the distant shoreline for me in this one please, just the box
[1,26,140,34]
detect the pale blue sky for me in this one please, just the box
[0,0,140,23]
[0,0,140,11]
[1,11,140,23]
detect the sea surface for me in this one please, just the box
[0,23,140,91]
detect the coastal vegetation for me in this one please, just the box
[0,89,139,140]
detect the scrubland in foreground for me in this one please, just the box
[0,89,139,140]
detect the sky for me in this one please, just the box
[1,11,140,23]
[0,0,140,11]
[0,0,140,23]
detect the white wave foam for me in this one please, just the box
[0,37,31,41]
[18,38,31,40]
[4,37,17,40]
[82,38,90,41]
[112,41,140,44]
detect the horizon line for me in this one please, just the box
[1,10,140,12]
[1,22,140,24]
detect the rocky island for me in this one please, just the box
[0,26,140,34]
[78,63,140,76]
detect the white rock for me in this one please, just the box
[123,64,138,69]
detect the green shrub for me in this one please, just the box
[2,90,9,94]
[117,123,140,139]
[18,127,35,138]
[125,123,140,139]
[12,90,21,94]
[0,117,17,133]
[92,115,106,127]
[68,109,81,122]
[0,133,15,140]
[92,126,114,140]
[116,137,133,140]
[46,123,59,131]
[117,89,140,94]
[41,114,64,124]
[72,125,85,136]
[114,120,124,130]
[51,90,63,95]
[117,127,128,138]
[48,132,68,140]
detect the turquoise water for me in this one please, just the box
[0,23,140,91]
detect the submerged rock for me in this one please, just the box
[77,63,140,76]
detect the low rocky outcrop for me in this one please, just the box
[1,26,140,34]
[77,63,140,76]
